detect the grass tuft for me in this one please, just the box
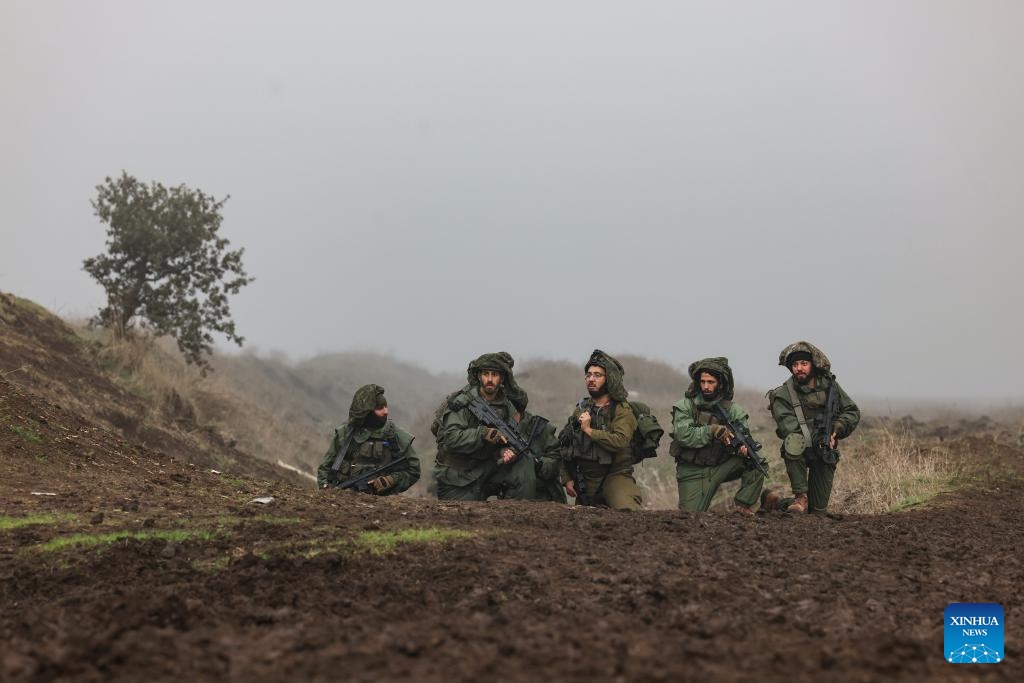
[356,527,475,554]
[39,528,215,552]
[8,424,43,442]
[0,513,75,530]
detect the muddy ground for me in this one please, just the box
[1,374,1021,683]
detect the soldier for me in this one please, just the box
[762,341,860,513]
[670,357,764,516]
[434,352,538,501]
[521,412,568,504]
[317,384,420,494]
[560,349,643,511]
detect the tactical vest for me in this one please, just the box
[570,401,621,465]
[670,400,733,467]
[435,394,516,469]
[336,425,402,479]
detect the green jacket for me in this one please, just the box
[769,374,860,444]
[435,385,537,486]
[564,398,637,466]
[670,394,748,466]
[317,420,420,493]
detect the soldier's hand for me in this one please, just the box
[565,480,578,498]
[577,411,592,433]
[482,427,506,444]
[368,475,395,494]
[499,448,516,464]
[709,424,733,443]
[738,444,749,457]
[829,433,837,450]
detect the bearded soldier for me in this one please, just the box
[317,384,420,494]
[762,341,860,513]
[434,352,540,501]
[560,349,643,511]
[670,357,763,515]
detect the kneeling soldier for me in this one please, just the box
[317,384,420,494]
[670,357,763,515]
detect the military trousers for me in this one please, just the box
[435,455,536,502]
[675,455,764,512]
[782,449,838,512]
[571,459,642,511]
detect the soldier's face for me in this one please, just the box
[586,366,607,397]
[790,360,813,383]
[479,370,503,397]
[699,372,719,399]
[373,406,388,419]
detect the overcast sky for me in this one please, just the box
[2,1,1021,401]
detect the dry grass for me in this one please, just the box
[826,428,967,514]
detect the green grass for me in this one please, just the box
[39,528,216,552]
[355,527,475,554]
[0,513,75,530]
[8,425,42,443]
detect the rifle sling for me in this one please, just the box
[785,378,814,444]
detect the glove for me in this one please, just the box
[482,427,504,444]
[369,474,395,494]
[709,424,733,443]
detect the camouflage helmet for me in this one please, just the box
[778,341,831,373]
[685,357,734,400]
[585,349,629,402]
[348,384,387,426]
[467,351,528,411]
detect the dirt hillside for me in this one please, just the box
[1,294,1021,681]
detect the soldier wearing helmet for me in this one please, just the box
[762,341,860,513]
[558,349,643,511]
[433,352,545,501]
[670,357,764,516]
[317,384,420,494]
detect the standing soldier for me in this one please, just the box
[317,384,420,494]
[434,352,538,501]
[560,349,643,511]
[763,341,860,513]
[670,357,764,516]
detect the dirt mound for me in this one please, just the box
[0,292,299,483]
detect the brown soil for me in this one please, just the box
[1,293,1021,681]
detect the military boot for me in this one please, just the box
[760,489,782,512]
[789,492,809,514]
[734,504,755,517]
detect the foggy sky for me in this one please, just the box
[2,1,1022,401]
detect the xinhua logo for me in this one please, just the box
[944,603,1004,664]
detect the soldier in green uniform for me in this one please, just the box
[317,384,420,494]
[434,352,539,501]
[670,357,763,516]
[525,414,568,504]
[762,341,860,513]
[560,349,643,511]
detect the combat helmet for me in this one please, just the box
[778,341,831,374]
[584,349,629,402]
[684,357,734,400]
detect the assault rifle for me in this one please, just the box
[466,397,545,464]
[558,400,594,504]
[815,382,840,465]
[336,456,410,493]
[710,402,770,477]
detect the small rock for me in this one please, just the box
[160,543,177,559]
[89,513,104,525]
[250,496,275,505]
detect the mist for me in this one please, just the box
[2,1,1021,401]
